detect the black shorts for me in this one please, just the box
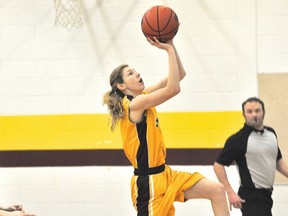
[238,187,273,216]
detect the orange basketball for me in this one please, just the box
[141,5,179,43]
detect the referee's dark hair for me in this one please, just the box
[242,97,265,113]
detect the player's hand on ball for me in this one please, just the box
[147,37,173,51]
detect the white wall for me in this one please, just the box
[1,0,288,215]
[0,0,260,114]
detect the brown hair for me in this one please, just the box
[103,64,128,131]
[242,97,265,113]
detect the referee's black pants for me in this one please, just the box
[238,186,273,216]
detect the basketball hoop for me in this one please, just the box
[54,0,83,30]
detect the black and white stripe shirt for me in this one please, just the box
[216,123,282,189]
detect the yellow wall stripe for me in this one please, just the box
[0,112,243,150]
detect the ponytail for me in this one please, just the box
[102,64,128,131]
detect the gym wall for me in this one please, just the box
[0,0,257,167]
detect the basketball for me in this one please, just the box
[141,5,179,43]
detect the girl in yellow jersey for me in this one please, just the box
[103,37,230,216]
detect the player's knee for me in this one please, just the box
[211,183,226,200]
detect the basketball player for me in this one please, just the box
[103,37,230,216]
[0,204,35,216]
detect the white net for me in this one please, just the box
[54,0,83,30]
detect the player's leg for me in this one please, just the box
[184,178,230,216]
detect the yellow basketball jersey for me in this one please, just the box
[121,95,166,170]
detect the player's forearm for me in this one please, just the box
[171,43,186,80]
[166,48,180,94]
[0,206,9,211]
